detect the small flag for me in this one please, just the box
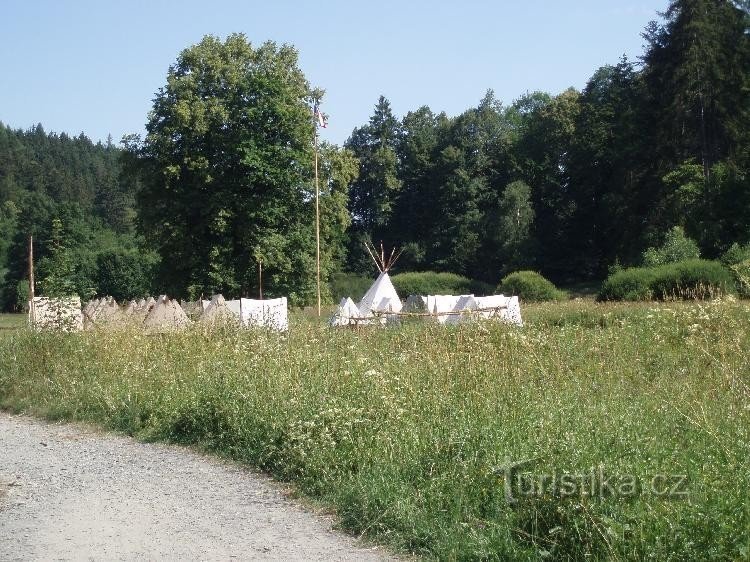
[314,103,327,128]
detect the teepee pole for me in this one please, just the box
[313,104,321,317]
[28,235,35,323]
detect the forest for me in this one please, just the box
[0,0,748,310]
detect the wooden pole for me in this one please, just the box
[258,258,263,300]
[28,235,35,323]
[314,104,322,317]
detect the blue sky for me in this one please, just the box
[1,1,667,146]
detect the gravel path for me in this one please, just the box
[0,413,392,561]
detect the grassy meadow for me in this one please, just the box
[0,300,748,560]
[0,313,25,331]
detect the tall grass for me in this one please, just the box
[0,301,748,559]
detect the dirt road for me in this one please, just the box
[0,413,391,561]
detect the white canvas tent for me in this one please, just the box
[405,293,523,327]
[358,271,402,317]
[404,294,427,312]
[29,296,83,332]
[473,295,523,326]
[225,299,242,318]
[329,297,361,327]
[143,296,191,331]
[425,294,475,325]
[239,297,289,331]
[199,294,239,326]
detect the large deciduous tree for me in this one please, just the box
[127,34,325,303]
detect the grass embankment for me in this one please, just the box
[0,301,748,559]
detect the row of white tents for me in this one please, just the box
[329,270,523,327]
[30,294,289,332]
[27,268,522,332]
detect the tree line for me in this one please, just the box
[345,0,750,284]
[0,0,747,309]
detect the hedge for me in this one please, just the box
[598,259,735,301]
[496,271,567,302]
[390,271,493,297]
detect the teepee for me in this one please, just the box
[357,242,403,318]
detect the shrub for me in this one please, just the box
[597,268,656,301]
[329,272,372,302]
[720,242,750,266]
[729,259,750,298]
[598,259,735,301]
[496,271,567,302]
[390,271,492,297]
[642,226,700,266]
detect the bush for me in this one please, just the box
[642,226,700,266]
[390,271,493,297]
[720,242,750,266]
[598,259,735,301]
[496,271,567,302]
[598,268,656,301]
[329,272,372,302]
[728,259,750,298]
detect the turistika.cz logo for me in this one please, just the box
[494,459,689,504]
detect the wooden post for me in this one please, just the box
[28,235,35,324]
[258,258,263,300]
[314,103,322,317]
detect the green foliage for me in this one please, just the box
[721,243,750,297]
[4,0,750,305]
[345,96,402,237]
[0,123,145,311]
[95,249,157,301]
[38,219,77,298]
[598,267,656,301]
[328,272,372,302]
[128,34,344,305]
[598,259,735,301]
[730,260,750,298]
[390,271,492,297]
[497,270,567,302]
[14,279,28,311]
[642,226,700,266]
[0,300,748,559]
[721,242,750,265]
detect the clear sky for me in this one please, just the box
[1,0,668,146]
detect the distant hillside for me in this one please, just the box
[0,123,152,310]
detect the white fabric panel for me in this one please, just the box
[444,295,477,326]
[404,294,427,312]
[225,299,242,318]
[29,297,83,331]
[425,294,475,324]
[239,297,288,331]
[473,294,523,326]
[503,296,523,326]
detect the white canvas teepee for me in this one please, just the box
[356,241,404,319]
[358,271,402,316]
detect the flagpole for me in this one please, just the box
[314,104,321,317]
[28,235,35,324]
